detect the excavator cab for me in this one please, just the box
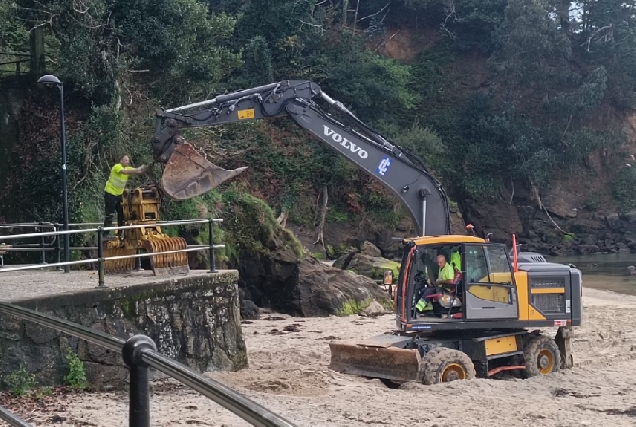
[395,237,520,328]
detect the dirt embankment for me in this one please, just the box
[1,287,635,427]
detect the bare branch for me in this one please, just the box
[580,24,613,52]
[356,2,390,23]
[299,19,325,35]
[372,30,399,54]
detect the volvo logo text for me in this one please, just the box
[323,125,368,159]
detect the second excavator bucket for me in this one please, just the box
[142,237,190,276]
[329,338,422,383]
[161,143,248,200]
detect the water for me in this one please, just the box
[545,253,636,296]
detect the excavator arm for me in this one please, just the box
[151,80,450,236]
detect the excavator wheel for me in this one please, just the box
[523,335,561,378]
[419,347,476,385]
[141,237,190,276]
[103,241,136,274]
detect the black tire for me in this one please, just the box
[523,335,561,378]
[379,378,404,389]
[420,347,476,385]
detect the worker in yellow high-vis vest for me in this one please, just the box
[103,154,147,238]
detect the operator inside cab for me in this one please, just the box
[415,252,462,313]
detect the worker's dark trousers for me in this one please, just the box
[103,192,123,235]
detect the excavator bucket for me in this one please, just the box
[142,237,190,276]
[161,143,248,200]
[103,242,136,274]
[329,337,422,383]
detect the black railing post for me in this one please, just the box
[122,335,157,427]
[208,218,217,273]
[54,224,62,271]
[97,227,105,288]
[39,224,46,265]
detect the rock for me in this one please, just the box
[583,235,597,245]
[617,242,630,254]
[223,194,390,317]
[627,266,636,276]
[332,247,358,270]
[541,184,583,219]
[240,300,260,320]
[606,213,621,230]
[621,210,636,223]
[360,241,382,258]
[577,244,600,255]
[346,253,401,281]
[291,257,391,317]
[360,300,387,318]
[460,198,523,243]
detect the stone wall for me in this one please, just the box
[0,271,247,390]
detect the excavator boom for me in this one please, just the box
[151,80,450,237]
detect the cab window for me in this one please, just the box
[465,244,513,285]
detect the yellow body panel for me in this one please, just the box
[238,109,255,119]
[408,235,487,246]
[514,271,546,321]
[531,288,565,294]
[485,335,518,356]
[468,284,510,303]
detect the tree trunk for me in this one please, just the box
[313,186,328,248]
[342,0,349,27]
[557,0,570,32]
[276,210,289,228]
[352,0,359,35]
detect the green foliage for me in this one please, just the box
[336,297,372,316]
[578,0,636,108]
[3,366,36,396]
[490,0,574,98]
[325,50,420,123]
[63,351,88,390]
[218,189,303,262]
[0,3,30,67]
[4,0,636,259]
[613,167,636,209]
[563,233,576,242]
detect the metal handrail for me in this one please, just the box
[0,245,225,273]
[0,220,216,266]
[0,302,297,427]
[0,219,221,241]
[0,218,225,287]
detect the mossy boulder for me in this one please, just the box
[332,241,401,283]
[347,254,401,282]
[218,190,390,316]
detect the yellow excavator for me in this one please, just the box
[113,80,581,386]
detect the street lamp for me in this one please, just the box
[37,74,70,273]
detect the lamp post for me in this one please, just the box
[37,74,70,273]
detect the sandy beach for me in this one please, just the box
[1,287,635,427]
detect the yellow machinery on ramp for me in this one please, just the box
[102,186,189,275]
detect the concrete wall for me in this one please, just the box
[0,271,247,390]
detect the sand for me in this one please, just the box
[1,287,636,427]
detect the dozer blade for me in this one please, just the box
[142,237,190,276]
[161,143,248,200]
[329,339,421,383]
